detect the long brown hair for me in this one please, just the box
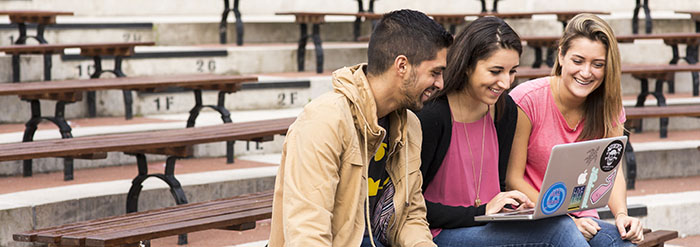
[433,16,522,121]
[551,14,622,140]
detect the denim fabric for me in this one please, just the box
[588,217,636,247]
[360,236,386,247]
[433,215,588,247]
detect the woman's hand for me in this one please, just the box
[571,217,601,241]
[484,190,535,215]
[615,214,644,243]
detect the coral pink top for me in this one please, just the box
[509,77,626,218]
[423,112,500,236]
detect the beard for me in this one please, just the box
[399,69,424,112]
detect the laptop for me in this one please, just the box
[474,136,627,221]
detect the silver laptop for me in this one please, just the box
[475,136,627,221]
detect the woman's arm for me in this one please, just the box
[505,107,540,202]
[606,126,644,243]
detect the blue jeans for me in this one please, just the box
[434,215,587,247]
[360,236,386,247]
[588,217,636,247]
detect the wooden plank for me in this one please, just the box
[638,230,678,247]
[15,191,272,244]
[60,198,272,246]
[0,118,294,162]
[86,207,272,247]
[0,74,256,96]
[0,42,154,55]
[625,105,700,119]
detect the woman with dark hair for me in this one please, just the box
[507,14,643,246]
[416,17,588,246]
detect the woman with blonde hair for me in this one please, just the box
[507,13,644,246]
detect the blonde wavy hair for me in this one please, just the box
[552,13,623,140]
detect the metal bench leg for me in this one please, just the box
[216,91,235,164]
[685,44,699,96]
[127,154,189,245]
[480,0,488,12]
[54,101,75,181]
[354,1,364,41]
[632,0,641,34]
[654,79,669,138]
[312,24,324,74]
[492,0,499,12]
[43,54,52,81]
[112,56,133,120]
[668,44,681,94]
[545,47,555,68]
[88,56,105,118]
[633,78,650,133]
[220,0,230,44]
[297,24,309,72]
[35,24,48,44]
[186,89,203,128]
[624,130,637,190]
[449,24,457,35]
[15,23,27,44]
[642,0,652,34]
[11,54,20,82]
[532,46,543,68]
[22,100,43,177]
[233,0,244,46]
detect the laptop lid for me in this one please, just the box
[474,136,627,221]
[533,136,627,219]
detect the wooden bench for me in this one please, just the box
[0,74,257,180]
[0,10,74,44]
[0,42,156,119]
[13,190,274,247]
[1,117,294,245]
[639,229,679,247]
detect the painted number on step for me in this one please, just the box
[75,64,96,78]
[277,92,298,106]
[196,59,216,72]
[246,141,264,151]
[123,33,142,42]
[154,96,174,111]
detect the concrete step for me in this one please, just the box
[1,0,698,18]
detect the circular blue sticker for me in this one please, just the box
[541,182,567,215]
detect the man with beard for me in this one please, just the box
[268,9,453,247]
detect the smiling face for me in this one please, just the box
[400,48,447,111]
[558,37,607,99]
[465,48,520,105]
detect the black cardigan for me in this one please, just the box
[415,94,518,229]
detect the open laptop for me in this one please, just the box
[475,136,627,221]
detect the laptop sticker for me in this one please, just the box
[600,140,624,172]
[590,169,617,204]
[541,182,567,215]
[577,169,588,185]
[584,147,601,165]
[568,185,586,211]
[580,167,599,209]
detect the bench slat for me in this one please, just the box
[15,191,272,243]
[0,74,256,97]
[638,230,679,247]
[60,198,273,246]
[626,105,700,119]
[0,118,294,161]
[87,207,272,247]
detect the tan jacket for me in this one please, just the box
[268,64,435,247]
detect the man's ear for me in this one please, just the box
[394,55,409,77]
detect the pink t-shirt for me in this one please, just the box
[509,77,626,219]
[423,112,500,237]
